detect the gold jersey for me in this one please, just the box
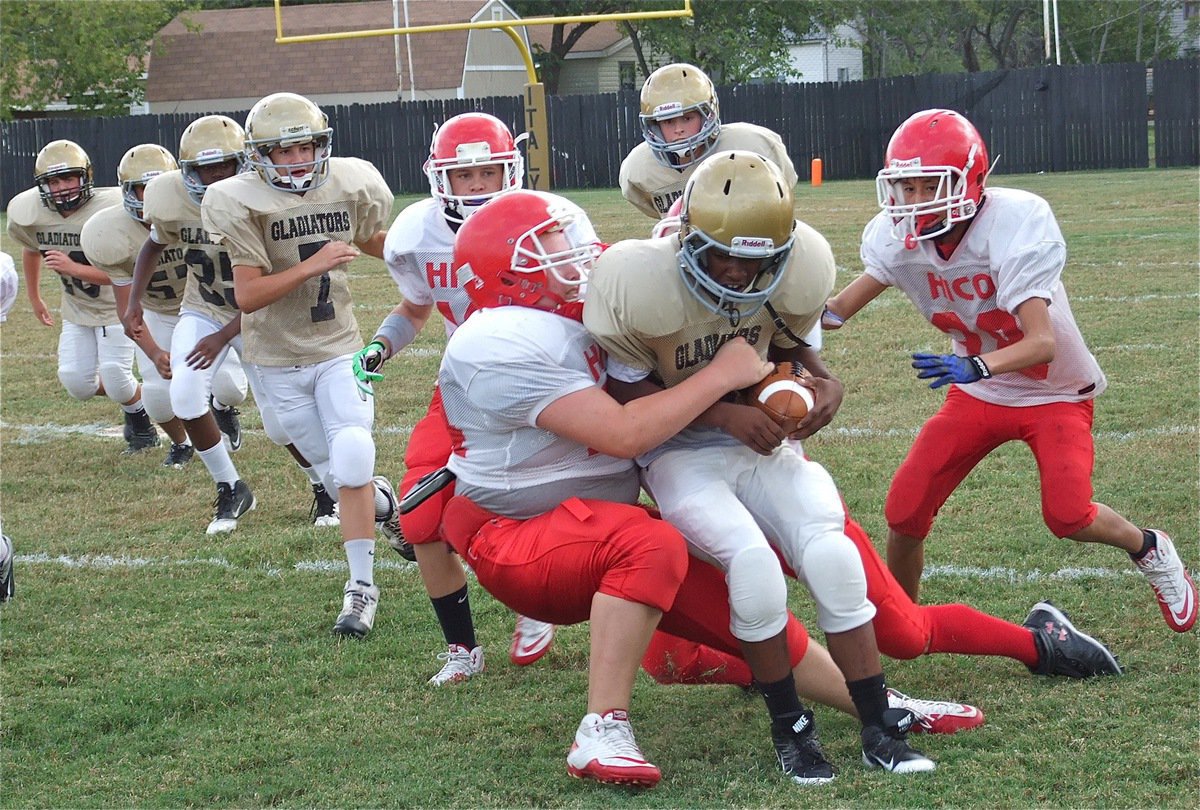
[142,169,239,324]
[201,157,393,366]
[584,228,834,390]
[619,122,798,219]
[6,186,122,326]
[80,204,188,316]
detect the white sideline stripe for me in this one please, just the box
[0,420,414,443]
[1,419,1187,444]
[829,424,1196,441]
[16,552,1138,584]
[1094,343,1169,351]
[17,552,417,576]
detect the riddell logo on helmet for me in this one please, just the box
[890,157,923,169]
[731,236,772,250]
[653,102,684,117]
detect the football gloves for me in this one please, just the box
[912,352,992,389]
[352,340,387,398]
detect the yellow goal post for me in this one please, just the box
[271,0,694,190]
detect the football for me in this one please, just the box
[745,361,816,430]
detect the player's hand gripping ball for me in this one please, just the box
[744,361,816,432]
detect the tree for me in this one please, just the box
[829,0,1190,79]
[509,0,641,95]
[0,0,190,120]
[632,0,829,85]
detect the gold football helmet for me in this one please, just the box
[34,140,94,213]
[244,92,332,192]
[678,150,795,321]
[179,115,248,205]
[639,63,721,169]
[117,144,177,222]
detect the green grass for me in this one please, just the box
[2,169,1198,808]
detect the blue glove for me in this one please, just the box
[911,352,992,389]
[352,340,386,398]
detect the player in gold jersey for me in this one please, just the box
[619,63,796,220]
[82,144,193,467]
[6,140,158,454]
[588,152,935,780]
[202,93,399,639]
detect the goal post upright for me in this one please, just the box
[270,0,694,190]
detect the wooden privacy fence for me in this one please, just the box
[2,60,1196,208]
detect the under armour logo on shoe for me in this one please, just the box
[1041,621,1068,642]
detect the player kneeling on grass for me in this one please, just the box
[436,190,972,789]
[823,109,1197,633]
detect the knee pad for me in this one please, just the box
[329,426,375,489]
[58,367,98,400]
[167,365,211,421]
[211,362,248,408]
[140,378,175,424]
[259,403,291,446]
[801,533,875,634]
[727,546,789,642]
[97,361,138,404]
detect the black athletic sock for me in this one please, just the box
[1130,529,1157,561]
[847,673,888,729]
[755,672,804,727]
[430,585,477,649]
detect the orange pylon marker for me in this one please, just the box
[811,158,823,187]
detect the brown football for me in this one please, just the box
[745,362,816,430]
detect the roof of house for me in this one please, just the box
[525,19,627,57]
[147,0,497,102]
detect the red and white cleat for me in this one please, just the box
[510,615,555,666]
[886,688,985,734]
[1134,530,1197,633]
[566,710,661,788]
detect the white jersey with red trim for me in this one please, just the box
[439,305,636,519]
[861,186,1106,405]
[383,198,469,336]
[620,122,797,219]
[384,194,601,338]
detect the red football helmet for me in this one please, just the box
[425,112,526,223]
[455,190,601,320]
[876,109,989,246]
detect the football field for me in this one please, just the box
[2,168,1197,807]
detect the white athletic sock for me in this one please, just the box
[299,464,323,485]
[197,443,239,486]
[344,539,375,585]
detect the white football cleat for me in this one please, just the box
[1134,530,1197,632]
[428,644,485,686]
[886,688,984,734]
[567,710,661,788]
[509,615,555,666]
[332,579,379,639]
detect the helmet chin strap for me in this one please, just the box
[763,301,811,348]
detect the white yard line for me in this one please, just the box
[14,551,1142,584]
